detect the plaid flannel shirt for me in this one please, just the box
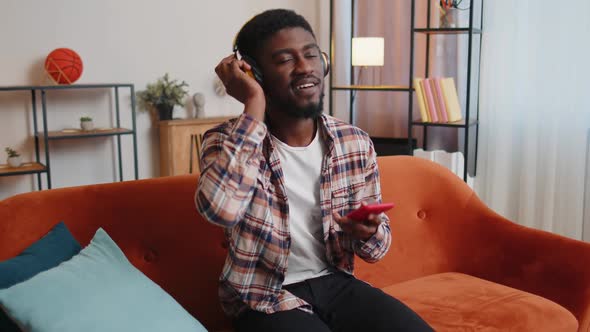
[195,113,391,318]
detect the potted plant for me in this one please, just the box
[80,116,94,131]
[5,147,22,168]
[137,73,189,121]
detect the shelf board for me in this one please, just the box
[412,118,478,128]
[0,83,133,91]
[414,28,482,35]
[159,116,235,127]
[332,85,412,92]
[41,128,134,140]
[0,162,47,176]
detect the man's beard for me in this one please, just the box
[269,92,325,119]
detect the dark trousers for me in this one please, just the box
[234,271,433,332]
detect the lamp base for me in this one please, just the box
[356,66,383,86]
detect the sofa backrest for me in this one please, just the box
[0,155,478,331]
[355,155,477,287]
[0,173,229,330]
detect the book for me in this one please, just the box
[421,78,438,122]
[440,77,462,122]
[427,78,447,123]
[413,78,430,122]
[418,79,433,122]
[433,78,449,123]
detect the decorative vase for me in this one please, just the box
[440,7,459,28]
[192,93,205,118]
[7,156,22,168]
[81,120,94,131]
[157,104,174,121]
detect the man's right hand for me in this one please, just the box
[215,54,266,121]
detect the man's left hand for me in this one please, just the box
[333,202,382,242]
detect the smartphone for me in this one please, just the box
[346,203,394,221]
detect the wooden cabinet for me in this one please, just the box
[159,117,233,176]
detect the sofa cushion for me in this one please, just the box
[382,272,578,331]
[0,221,81,332]
[0,228,207,332]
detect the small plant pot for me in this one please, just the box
[7,156,22,168]
[81,120,94,131]
[157,105,174,121]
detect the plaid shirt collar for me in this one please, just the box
[262,113,336,159]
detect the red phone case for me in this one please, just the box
[346,203,394,221]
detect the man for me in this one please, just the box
[196,8,432,332]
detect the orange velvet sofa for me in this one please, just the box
[1,156,589,331]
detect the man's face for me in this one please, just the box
[257,27,325,119]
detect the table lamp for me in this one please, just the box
[352,37,385,86]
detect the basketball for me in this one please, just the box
[45,48,83,84]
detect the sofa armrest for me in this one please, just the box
[450,195,590,330]
[357,156,590,329]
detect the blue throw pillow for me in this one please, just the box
[0,222,81,332]
[0,221,81,288]
[0,228,208,332]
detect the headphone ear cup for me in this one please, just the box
[240,54,264,87]
[321,52,330,77]
[249,63,264,86]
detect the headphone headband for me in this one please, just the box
[233,34,330,87]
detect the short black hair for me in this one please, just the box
[235,9,315,61]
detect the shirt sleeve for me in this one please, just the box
[195,113,267,228]
[353,139,392,262]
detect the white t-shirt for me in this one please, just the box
[271,130,331,285]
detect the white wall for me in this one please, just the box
[0,0,326,199]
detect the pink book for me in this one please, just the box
[421,79,438,123]
[433,78,449,122]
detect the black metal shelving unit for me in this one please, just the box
[328,0,484,182]
[328,0,415,155]
[0,84,138,190]
[409,0,484,181]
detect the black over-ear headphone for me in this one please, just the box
[233,42,330,87]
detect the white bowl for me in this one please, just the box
[7,156,22,168]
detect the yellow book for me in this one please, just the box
[440,77,463,122]
[413,78,430,122]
